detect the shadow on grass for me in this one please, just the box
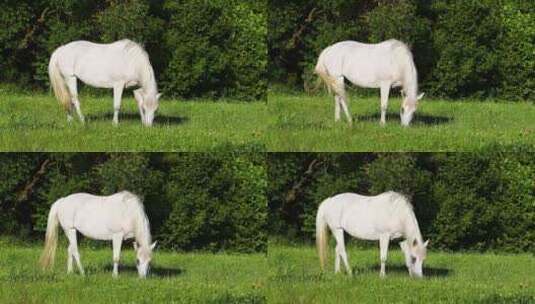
[353,264,451,278]
[86,112,188,125]
[354,112,452,125]
[104,264,184,277]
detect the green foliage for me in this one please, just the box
[162,0,266,100]
[0,0,266,100]
[430,1,501,98]
[269,152,535,252]
[160,153,267,252]
[0,153,267,253]
[498,3,535,100]
[270,1,535,100]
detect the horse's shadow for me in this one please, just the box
[352,264,451,278]
[86,112,188,125]
[354,112,452,125]
[104,264,184,277]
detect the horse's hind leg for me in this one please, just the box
[333,228,352,275]
[112,232,124,277]
[112,83,125,125]
[334,78,352,126]
[379,234,390,278]
[380,83,391,125]
[65,76,85,123]
[65,228,85,275]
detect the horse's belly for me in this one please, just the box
[75,225,114,240]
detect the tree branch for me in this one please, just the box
[284,158,324,205]
[16,158,52,202]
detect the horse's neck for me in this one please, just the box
[402,62,418,100]
[133,210,151,247]
[139,69,157,95]
[404,212,423,243]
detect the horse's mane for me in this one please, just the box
[119,40,157,92]
[387,40,418,99]
[387,191,423,242]
[121,191,152,246]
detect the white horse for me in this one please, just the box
[316,191,429,278]
[39,191,156,278]
[315,39,424,126]
[48,39,161,126]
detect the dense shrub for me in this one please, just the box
[160,153,267,253]
[269,0,535,100]
[0,0,266,100]
[0,153,267,253]
[269,152,535,252]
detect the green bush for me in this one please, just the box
[269,0,535,100]
[269,152,535,252]
[0,153,267,253]
[0,0,266,100]
[498,3,535,100]
[160,153,267,253]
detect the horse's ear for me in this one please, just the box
[133,242,138,251]
[417,93,425,100]
[423,240,429,247]
[156,93,162,100]
[150,241,157,250]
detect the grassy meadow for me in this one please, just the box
[268,243,535,304]
[0,89,267,151]
[267,91,535,151]
[0,240,266,304]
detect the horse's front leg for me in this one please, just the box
[334,96,341,122]
[112,233,124,278]
[379,235,390,278]
[133,89,145,122]
[380,83,391,126]
[400,240,414,277]
[113,84,125,125]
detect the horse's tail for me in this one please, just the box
[39,202,60,270]
[314,50,344,97]
[316,201,329,271]
[48,50,71,111]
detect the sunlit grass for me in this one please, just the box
[267,91,535,152]
[267,242,535,303]
[0,90,267,152]
[0,241,266,303]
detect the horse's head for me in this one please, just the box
[402,239,429,278]
[401,93,424,126]
[134,89,161,127]
[134,241,156,278]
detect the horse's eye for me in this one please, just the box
[411,256,416,264]
[136,259,140,265]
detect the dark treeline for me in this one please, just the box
[0,153,267,253]
[268,152,535,252]
[269,0,535,100]
[0,0,266,100]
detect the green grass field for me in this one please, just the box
[0,241,266,304]
[0,89,266,151]
[267,91,535,151]
[268,243,535,304]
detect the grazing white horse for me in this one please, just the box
[49,39,161,126]
[316,191,429,278]
[39,191,156,278]
[315,39,424,126]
